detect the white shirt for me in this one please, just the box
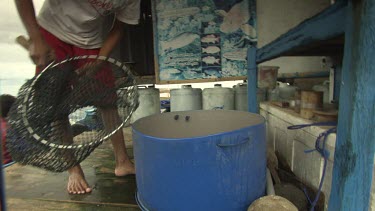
[37,0,141,49]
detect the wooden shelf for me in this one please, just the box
[256,2,347,64]
[278,71,330,79]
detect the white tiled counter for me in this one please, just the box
[259,102,375,211]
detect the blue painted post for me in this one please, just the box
[333,63,342,102]
[0,139,6,211]
[247,47,258,113]
[328,0,375,210]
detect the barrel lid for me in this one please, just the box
[203,86,233,94]
[170,87,202,95]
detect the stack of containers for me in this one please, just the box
[130,85,161,123]
[258,66,279,101]
[234,82,268,112]
[234,83,248,111]
[170,85,202,112]
[202,84,234,110]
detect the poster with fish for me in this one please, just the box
[153,0,257,83]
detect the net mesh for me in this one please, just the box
[6,55,139,172]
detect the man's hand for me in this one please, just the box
[16,35,55,68]
[29,36,55,68]
[14,1,55,68]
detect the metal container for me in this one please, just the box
[258,66,279,89]
[277,82,297,100]
[130,86,160,123]
[300,91,323,119]
[170,85,202,112]
[133,110,266,211]
[312,80,330,104]
[234,83,267,111]
[203,84,234,110]
[235,83,248,111]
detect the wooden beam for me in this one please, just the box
[134,75,156,85]
[247,47,258,113]
[277,71,330,79]
[256,2,347,64]
[155,76,246,85]
[328,0,375,210]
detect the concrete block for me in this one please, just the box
[292,141,323,188]
[321,160,334,211]
[275,126,293,167]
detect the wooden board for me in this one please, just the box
[256,2,346,64]
[328,0,375,210]
[4,127,140,210]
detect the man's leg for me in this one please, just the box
[57,118,92,194]
[98,107,135,176]
[67,165,92,194]
[37,28,92,194]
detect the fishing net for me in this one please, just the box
[6,55,139,172]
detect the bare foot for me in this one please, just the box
[67,165,92,194]
[115,161,135,176]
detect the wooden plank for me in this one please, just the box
[328,0,375,210]
[293,77,328,91]
[4,142,139,208]
[256,2,347,64]
[7,198,140,211]
[134,75,156,85]
[247,47,258,113]
[156,76,247,85]
[278,71,330,79]
[281,35,345,57]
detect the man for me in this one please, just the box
[15,0,140,194]
[1,94,16,165]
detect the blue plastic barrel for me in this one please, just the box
[132,110,266,211]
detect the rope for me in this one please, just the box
[287,121,337,211]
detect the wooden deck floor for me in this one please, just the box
[4,127,141,211]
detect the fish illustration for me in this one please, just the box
[216,0,257,39]
[201,35,219,44]
[202,46,221,54]
[182,70,204,79]
[202,56,220,65]
[160,68,181,80]
[204,69,222,77]
[202,6,211,11]
[222,49,247,61]
[160,33,200,53]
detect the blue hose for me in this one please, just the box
[288,121,337,211]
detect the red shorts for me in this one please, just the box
[36,27,115,88]
[37,28,117,106]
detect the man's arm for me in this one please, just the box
[99,19,125,57]
[15,0,53,68]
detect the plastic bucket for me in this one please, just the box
[258,66,279,89]
[132,110,266,211]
